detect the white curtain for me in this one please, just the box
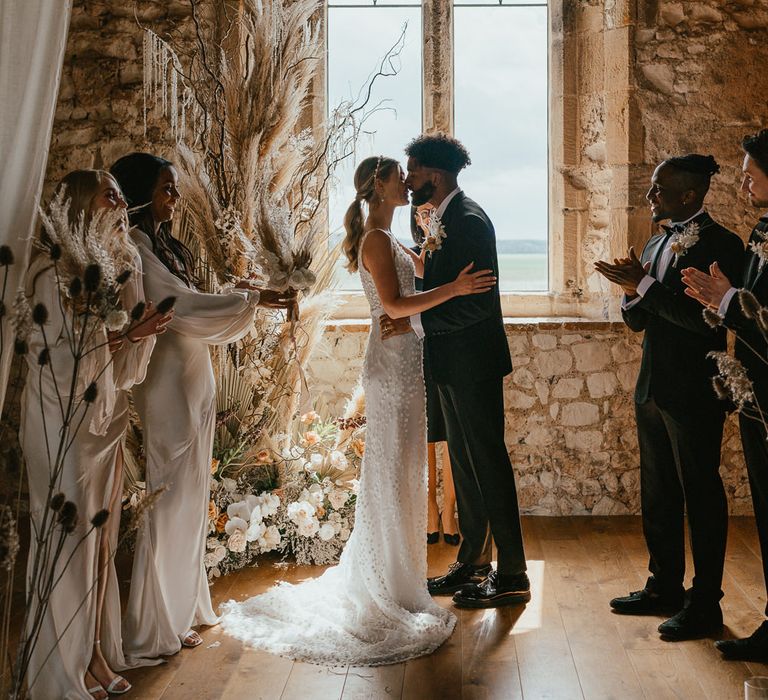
[0,0,72,411]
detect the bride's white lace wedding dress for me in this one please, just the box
[219,228,456,666]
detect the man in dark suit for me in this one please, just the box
[595,154,744,640]
[380,133,528,608]
[682,130,768,659]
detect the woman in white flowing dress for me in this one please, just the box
[21,170,170,699]
[109,153,295,660]
[219,156,496,666]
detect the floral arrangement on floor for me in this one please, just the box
[203,386,366,576]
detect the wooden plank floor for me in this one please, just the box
[120,516,768,699]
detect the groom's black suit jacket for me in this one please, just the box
[622,211,744,415]
[421,192,511,384]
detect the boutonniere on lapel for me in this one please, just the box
[670,221,700,267]
[749,230,768,274]
[420,213,447,257]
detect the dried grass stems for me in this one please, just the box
[139,0,403,486]
[0,199,171,698]
[706,289,768,432]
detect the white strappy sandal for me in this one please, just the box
[181,629,203,648]
[92,640,132,695]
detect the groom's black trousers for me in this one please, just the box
[636,397,727,604]
[437,376,526,576]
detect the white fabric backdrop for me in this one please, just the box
[0,0,72,411]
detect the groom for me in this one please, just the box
[381,133,529,608]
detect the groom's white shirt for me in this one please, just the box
[621,208,704,311]
[410,187,462,340]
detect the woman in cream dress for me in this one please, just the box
[110,153,294,660]
[21,170,170,699]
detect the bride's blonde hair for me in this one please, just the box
[342,155,399,272]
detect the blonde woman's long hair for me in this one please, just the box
[28,169,122,292]
[342,155,399,272]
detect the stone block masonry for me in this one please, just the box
[308,320,751,516]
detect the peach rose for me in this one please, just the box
[215,512,229,533]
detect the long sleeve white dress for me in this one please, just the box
[21,252,155,700]
[123,229,259,661]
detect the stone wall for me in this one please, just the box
[635,0,768,240]
[556,0,768,317]
[37,0,768,516]
[307,321,751,516]
[45,0,194,191]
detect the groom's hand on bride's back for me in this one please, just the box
[380,314,412,340]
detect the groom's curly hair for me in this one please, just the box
[405,133,471,174]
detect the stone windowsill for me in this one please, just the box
[323,317,629,333]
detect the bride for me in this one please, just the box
[219,155,496,665]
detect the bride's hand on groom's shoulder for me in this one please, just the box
[380,314,412,340]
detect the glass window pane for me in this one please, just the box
[454,4,548,291]
[455,1,546,6]
[330,0,420,6]
[327,7,422,290]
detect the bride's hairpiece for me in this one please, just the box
[372,155,383,183]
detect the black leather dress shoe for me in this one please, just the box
[452,571,531,609]
[609,588,684,615]
[715,621,768,660]
[658,601,723,640]
[427,562,493,596]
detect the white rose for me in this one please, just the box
[203,552,219,568]
[339,527,351,541]
[307,483,325,507]
[224,516,248,536]
[206,537,219,549]
[297,516,320,538]
[248,504,263,523]
[227,501,252,522]
[210,567,221,578]
[328,488,349,510]
[105,309,128,331]
[287,500,315,523]
[246,518,266,543]
[257,492,280,517]
[329,450,348,470]
[221,478,238,493]
[227,530,247,553]
[318,523,335,541]
[258,524,281,551]
[213,545,228,563]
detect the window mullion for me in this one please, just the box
[422,0,453,135]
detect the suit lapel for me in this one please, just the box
[424,193,465,284]
[659,212,712,286]
[746,218,768,290]
[648,233,668,278]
